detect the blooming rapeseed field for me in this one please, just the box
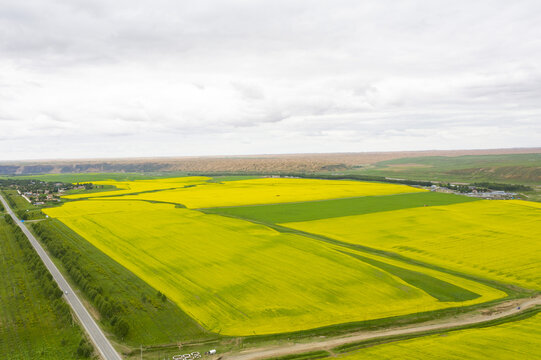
[284,200,541,290]
[337,312,541,359]
[43,177,539,336]
[63,176,210,199]
[105,177,426,208]
[43,198,500,336]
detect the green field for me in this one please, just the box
[0,217,87,359]
[204,192,479,223]
[345,153,541,185]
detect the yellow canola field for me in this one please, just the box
[338,312,541,359]
[102,178,425,208]
[63,176,210,199]
[331,247,504,303]
[284,200,541,290]
[44,200,489,336]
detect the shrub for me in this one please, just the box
[76,338,93,358]
[113,318,130,339]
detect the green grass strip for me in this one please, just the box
[340,251,480,302]
[264,350,331,360]
[203,192,479,223]
[332,306,541,354]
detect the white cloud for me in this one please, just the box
[0,0,540,160]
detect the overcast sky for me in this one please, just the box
[1,0,540,160]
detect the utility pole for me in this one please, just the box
[140,344,143,360]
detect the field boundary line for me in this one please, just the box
[225,297,541,360]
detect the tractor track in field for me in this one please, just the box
[224,295,541,360]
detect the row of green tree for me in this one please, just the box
[0,178,89,193]
[1,190,17,208]
[188,171,435,186]
[470,182,532,192]
[32,221,130,339]
[189,172,532,192]
[1,189,46,219]
[438,183,471,193]
[3,215,94,358]
[292,173,435,187]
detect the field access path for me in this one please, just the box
[0,194,122,360]
[226,295,541,360]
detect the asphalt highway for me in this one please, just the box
[0,194,122,360]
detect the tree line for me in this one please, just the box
[1,189,46,220]
[3,214,94,358]
[188,172,532,192]
[470,182,532,192]
[32,221,130,339]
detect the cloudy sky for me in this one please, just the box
[1,0,540,160]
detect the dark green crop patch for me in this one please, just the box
[203,192,479,224]
[340,251,480,302]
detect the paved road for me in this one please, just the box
[226,296,541,360]
[0,194,122,360]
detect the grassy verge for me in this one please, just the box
[1,189,36,211]
[332,306,541,354]
[1,189,46,219]
[240,296,520,345]
[0,216,93,359]
[265,350,331,360]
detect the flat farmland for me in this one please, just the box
[336,311,541,360]
[204,192,479,223]
[102,177,425,208]
[29,175,538,357]
[43,198,502,336]
[284,200,541,290]
[63,176,210,199]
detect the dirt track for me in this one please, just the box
[225,296,541,360]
